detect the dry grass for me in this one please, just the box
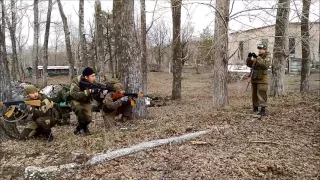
[1,72,319,179]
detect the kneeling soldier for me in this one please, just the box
[20,85,57,142]
[102,83,133,126]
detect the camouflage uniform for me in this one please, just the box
[102,83,132,122]
[41,84,71,125]
[70,75,95,134]
[247,50,271,114]
[20,93,56,142]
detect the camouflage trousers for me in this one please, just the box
[20,116,56,140]
[102,102,133,120]
[70,100,92,126]
[251,83,268,107]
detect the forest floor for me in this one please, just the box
[1,72,319,179]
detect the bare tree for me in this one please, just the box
[180,23,194,66]
[148,20,169,71]
[212,0,230,107]
[51,22,63,66]
[42,0,52,87]
[113,0,122,78]
[32,0,39,86]
[271,0,290,97]
[0,0,19,142]
[6,0,20,80]
[300,0,311,92]
[119,1,147,119]
[95,0,104,77]
[171,0,182,100]
[57,0,74,80]
[79,0,87,69]
[140,0,147,94]
[103,12,115,77]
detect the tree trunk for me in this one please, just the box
[300,0,311,92]
[119,1,147,119]
[140,0,147,94]
[171,0,182,100]
[95,0,104,77]
[42,0,52,87]
[0,0,19,142]
[57,0,75,80]
[79,0,87,69]
[0,0,9,77]
[106,13,114,78]
[270,0,290,97]
[7,0,20,81]
[113,0,122,78]
[32,0,39,86]
[212,0,230,107]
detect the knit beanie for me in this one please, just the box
[82,67,95,76]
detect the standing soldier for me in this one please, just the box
[20,85,57,142]
[70,67,99,135]
[246,43,271,117]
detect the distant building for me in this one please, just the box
[228,22,320,73]
[26,66,76,77]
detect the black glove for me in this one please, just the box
[248,52,252,58]
[252,53,258,58]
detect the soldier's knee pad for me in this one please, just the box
[20,128,37,140]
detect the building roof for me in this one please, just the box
[230,22,320,35]
[27,66,73,70]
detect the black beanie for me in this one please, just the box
[82,67,95,76]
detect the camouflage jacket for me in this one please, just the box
[246,52,271,84]
[70,75,93,103]
[102,92,123,111]
[30,93,54,120]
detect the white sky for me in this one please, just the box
[2,0,320,47]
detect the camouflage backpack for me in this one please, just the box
[40,84,71,125]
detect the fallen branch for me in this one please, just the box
[249,140,280,145]
[25,126,228,179]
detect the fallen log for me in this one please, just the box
[25,126,228,179]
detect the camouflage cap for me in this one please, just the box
[257,43,267,50]
[24,85,38,94]
[113,83,125,92]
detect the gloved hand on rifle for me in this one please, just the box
[248,52,253,58]
[85,88,99,96]
[120,96,129,102]
[251,53,258,58]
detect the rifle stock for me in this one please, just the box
[0,100,41,107]
[5,105,16,118]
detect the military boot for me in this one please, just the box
[258,107,266,117]
[83,124,91,135]
[253,106,259,113]
[44,129,54,142]
[73,125,82,135]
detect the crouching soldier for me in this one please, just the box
[70,67,99,135]
[102,83,132,127]
[20,85,57,142]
